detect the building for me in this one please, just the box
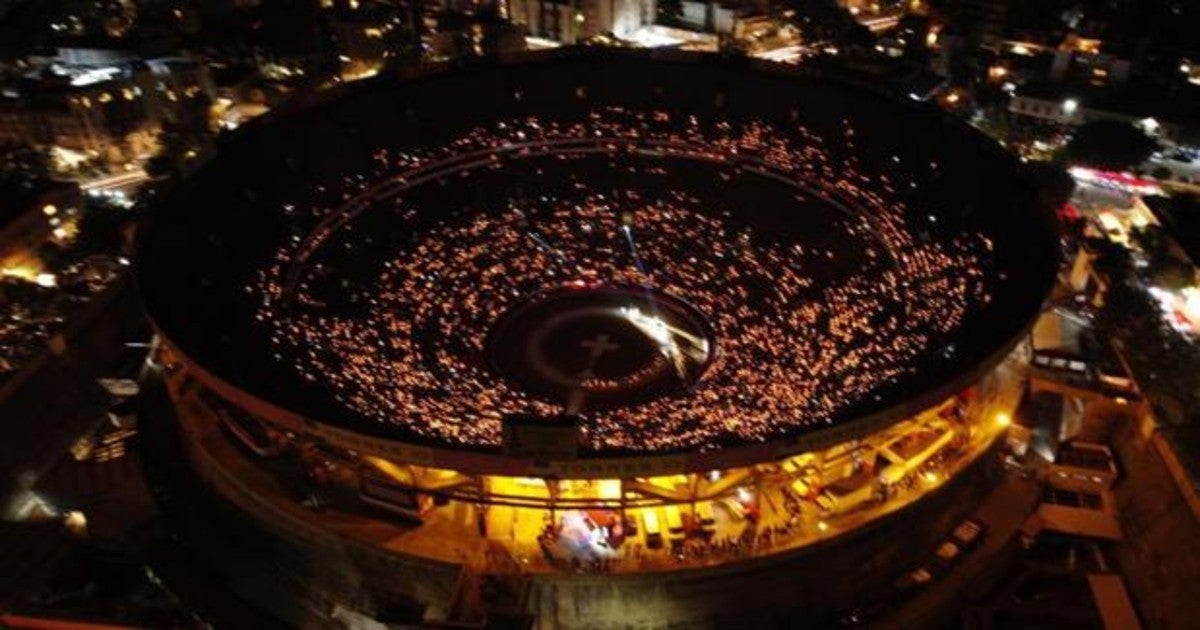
[0,181,80,276]
[135,50,1059,626]
[1027,441,1123,541]
[508,0,656,43]
[1007,82,1191,142]
[424,10,528,59]
[0,47,216,163]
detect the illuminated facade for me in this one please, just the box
[508,0,656,42]
[157,338,1027,565]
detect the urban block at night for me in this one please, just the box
[1,1,1198,629]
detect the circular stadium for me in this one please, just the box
[136,50,1057,625]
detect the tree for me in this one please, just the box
[144,86,216,182]
[145,121,208,180]
[1090,238,1132,281]
[1061,120,1158,171]
[52,196,133,264]
[1150,257,1195,291]
[782,0,873,49]
[1136,226,1195,290]
[1026,161,1076,211]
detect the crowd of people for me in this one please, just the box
[250,107,998,453]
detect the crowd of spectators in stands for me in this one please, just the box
[251,107,997,453]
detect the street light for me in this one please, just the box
[1062,98,1079,116]
[994,411,1011,428]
